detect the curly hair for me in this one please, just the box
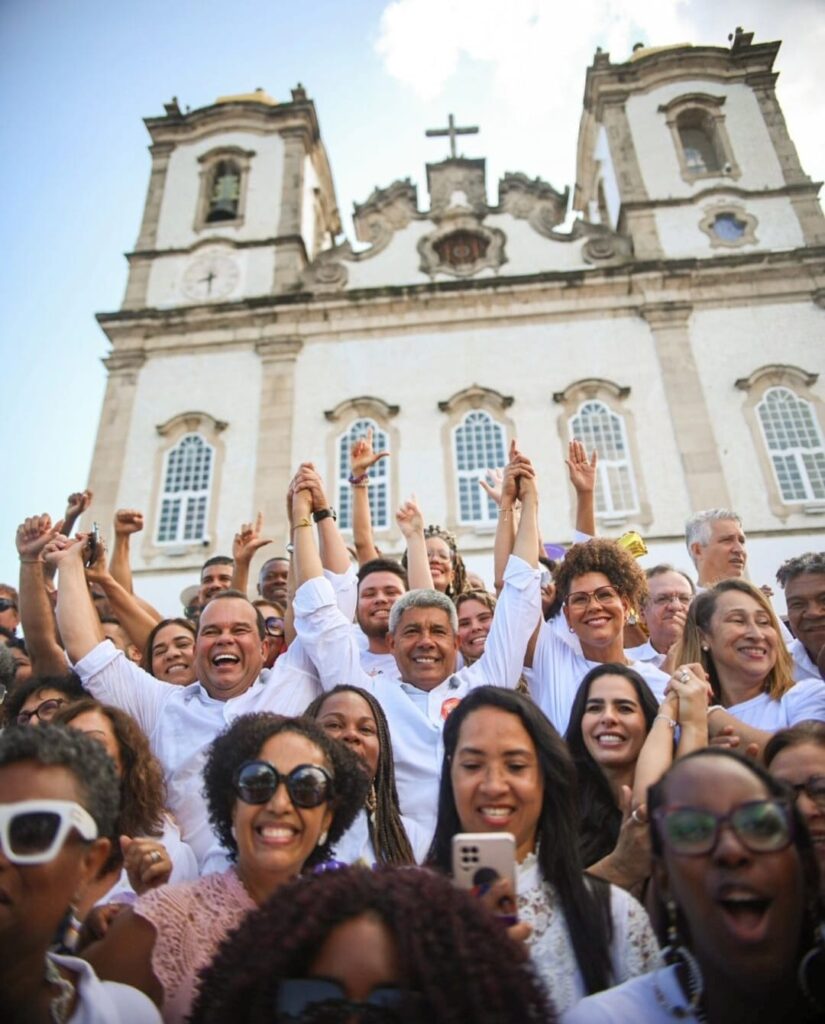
[553,539,647,608]
[202,714,369,868]
[776,551,825,589]
[304,686,415,865]
[142,617,196,675]
[1,671,85,726]
[564,664,659,866]
[428,687,614,997]
[402,525,469,599]
[0,724,120,841]
[189,865,555,1024]
[52,698,166,839]
[675,579,794,701]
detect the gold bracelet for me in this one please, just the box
[498,507,514,518]
[291,517,312,533]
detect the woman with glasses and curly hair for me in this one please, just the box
[83,714,368,1024]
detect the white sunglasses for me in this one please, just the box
[0,800,98,865]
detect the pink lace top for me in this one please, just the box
[133,868,255,1024]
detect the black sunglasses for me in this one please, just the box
[234,761,333,808]
[0,598,17,612]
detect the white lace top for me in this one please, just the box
[517,854,659,1013]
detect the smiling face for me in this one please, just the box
[315,690,381,780]
[785,572,825,664]
[388,605,458,691]
[232,731,333,898]
[581,674,648,774]
[451,706,543,863]
[65,710,123,776]
[693,519,747,586]
[655,756,804,989]
[769,742,825,877]
[563,572,629,658]
[195,597,266,701]
[258,558,290,605]
[0,760,108,953]
[642,571,693,654]
[702,591,778,693]
[151,622,196,685]
[199,562,234,604]
[457,598,494,663]
[425,537,455,593]
[357,571,406,640]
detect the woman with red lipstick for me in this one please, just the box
[676,580,825,755]
[564,749,825,1023]
[83,714,368,1023]
[428,687,659,1014]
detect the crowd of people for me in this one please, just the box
[1,435,824,1023]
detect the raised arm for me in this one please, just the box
[396,495,434,590]
[16,514,69,676]
[291,483,324,588]
[46,533,105,663]
[349,427,387,565]
[480,462,518,593]
[510,447,539,569]
[108,508,163,619]
[85,538,161,652]
[230,512,272,596]
[292,462,351,575]
[44,489,92,583]
[565,440,597,538]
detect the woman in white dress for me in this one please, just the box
[428,686,659,1014]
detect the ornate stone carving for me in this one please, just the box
[352,179,419,252]
[418,217,506,279]
[426,159,488,218]
[300,253,349,292]
[498,173,569,236]
[571,221,634,265]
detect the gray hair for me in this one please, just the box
[388,589,458,635]
[644,563,696,595]
[776,551,825,589]
[684,509,742,566]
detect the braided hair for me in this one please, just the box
[305,685,415,865]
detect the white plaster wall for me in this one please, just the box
[289,311,691,546]
[301,155,320,257]
[689,301,825,532]
[626,79,785,200]
[146,246,276,307]
[654,195,805,259]
[115,348,262,572]
[155,131,285,249]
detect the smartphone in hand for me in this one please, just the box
[452,832,517,924]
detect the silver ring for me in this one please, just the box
[631,809,644,825]
[150,850,162,864]
[679,669,690,683]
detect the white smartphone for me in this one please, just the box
[452,832,517,919]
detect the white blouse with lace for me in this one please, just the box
[517,854,659,1013]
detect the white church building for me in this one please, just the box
[85,29,825,613]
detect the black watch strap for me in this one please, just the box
[312,507,337,523]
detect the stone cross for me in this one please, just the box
[425,114,479,159]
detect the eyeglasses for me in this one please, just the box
[0,800,98,865]
[565,585,621,610]
[650,593,692,608]
[0,598,17,612]
[654,799,793,856]
[785,775,825,811]
[276,978,412,1022]
[234,761,333,808]
[265,616,285,638]
[16,698,68,726]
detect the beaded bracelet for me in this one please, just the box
[654,714,677,728]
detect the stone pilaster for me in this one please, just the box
[123,142,175,309]
[83,350,146,533]
[600,98,663,259]
[253,339,303,549]
[640,303,731,510]
[273,129,309,292]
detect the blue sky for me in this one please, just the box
[2,0,823,586]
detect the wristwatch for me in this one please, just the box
[312,507,337,523]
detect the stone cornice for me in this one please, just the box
[438,384,514,413]
[638,302,693,327]
[553,378,630,404]
[103,350,146,372]
[156,410,228,436]
[254,338,303,361]
[144,97,321,147]
[735,364,818,391]
[324,396,400,422]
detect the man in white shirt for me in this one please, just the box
[290,459,542,838]
[684,508,746,589]
[777,552,825,680]
[627,565,695,667]
[47,534,320,866]
[352,558,408,679]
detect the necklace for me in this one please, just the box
[44,957,75,1024]
[651,962,706,1022]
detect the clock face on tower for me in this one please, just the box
[181,251,240,302]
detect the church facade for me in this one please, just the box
[86,30,825,612]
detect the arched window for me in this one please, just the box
[659,94,739,184]
[453,410,507,525]
[206,160,241,222]
[676,111,720,174]
[337,418,390,530]
[156,433,214,543]
[569,401,639,517]
[757,387,825,503]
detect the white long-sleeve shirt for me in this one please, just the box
[73,638,322,866]
[294,555,541,839]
